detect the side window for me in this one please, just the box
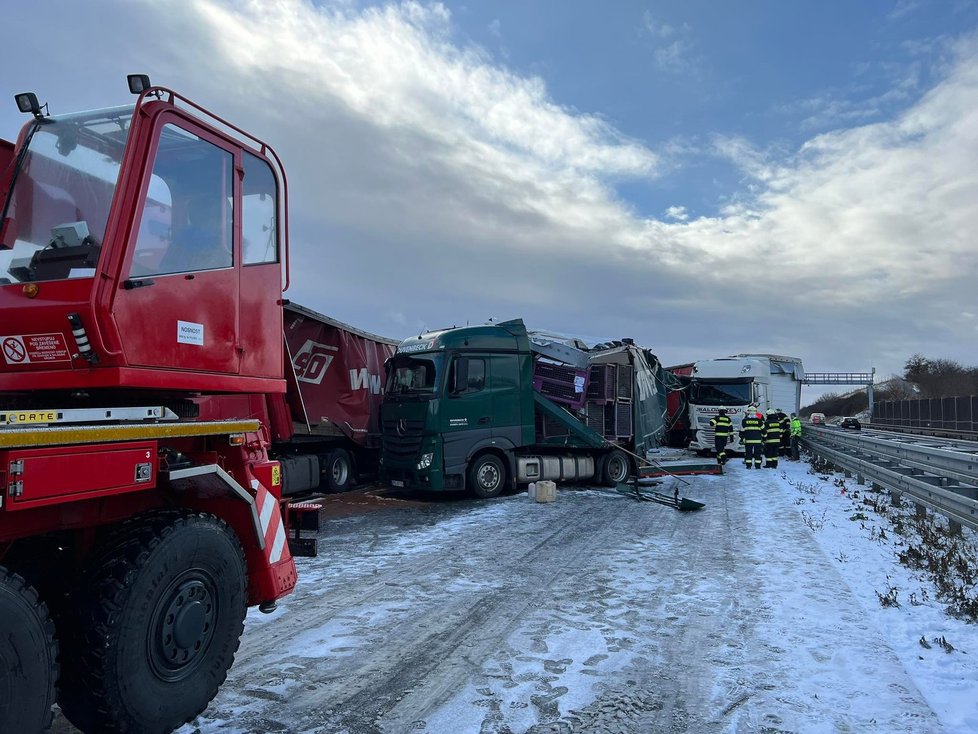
[242,152,278,265]
[449,357,486,395]
[467,359,486,391]
[130,124,233,277]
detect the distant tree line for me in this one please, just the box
[801,354,978,416]
[902,353,978,398]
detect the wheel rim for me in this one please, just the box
[609,455,628,482]
[331,457,349,485]
[149,572,218,683]
[478,462,500,491]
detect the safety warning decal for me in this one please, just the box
[1,333,71,365]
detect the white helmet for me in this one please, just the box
[767,408,776,415]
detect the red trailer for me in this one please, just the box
[275,303,398,494]
[665,363,693,447]
[0,76,352,733]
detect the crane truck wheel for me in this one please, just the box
[325,448,353,492]
[467,453,506,499]
[58,511,247,734]
[601,449,631,486]
[0,567,58,733]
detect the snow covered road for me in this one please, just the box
[56,457,978,733]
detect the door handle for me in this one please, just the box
[122,278,156,289]
[478,416,491,425]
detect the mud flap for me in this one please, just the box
[286,502,321,557]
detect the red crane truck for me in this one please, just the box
[0,75,347,733]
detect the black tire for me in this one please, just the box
[467,453,506,499]
[0,567,58,733]
[601,448,631,486]
[325,448,353,492]
[58,511,247,734]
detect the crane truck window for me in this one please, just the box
[129,124,233,277]
[242,152,278,265]
[0,105,133,283]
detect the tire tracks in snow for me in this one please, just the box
[195,495,628,733]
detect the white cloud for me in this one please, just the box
[640,12,695,72]
[664,206,688,222]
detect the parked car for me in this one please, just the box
[840,417,861,430]
[810,413,826,425]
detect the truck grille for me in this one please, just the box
[382,418,425,460]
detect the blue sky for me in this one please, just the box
[445,0,968,220]
[4,0,978,403]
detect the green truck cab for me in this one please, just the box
[381,319,638,498]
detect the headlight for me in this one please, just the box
[417,452,433,470]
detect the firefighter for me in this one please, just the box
[764,408,782,468]
[709,408,733,466]
[740,406,765,469]
[778,409,791,456]
[790,413,803,460]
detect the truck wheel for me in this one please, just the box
[467,454,506,499]
[0,568,58,733]
[325,448,352,492]
[602,449,631,486]
[58,511,247,734]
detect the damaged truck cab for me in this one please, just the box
[381,319,653,498]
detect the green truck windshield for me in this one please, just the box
[386,354,443,397]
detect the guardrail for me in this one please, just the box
[865,422,978,442]
[801,426,978,532]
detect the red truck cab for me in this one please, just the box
[0,88,285,391]
[0,78,299,734]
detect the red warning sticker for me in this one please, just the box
[2,333,71,365]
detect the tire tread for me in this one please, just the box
[58,510,246,734]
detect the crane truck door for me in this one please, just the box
[113,120,240,374]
